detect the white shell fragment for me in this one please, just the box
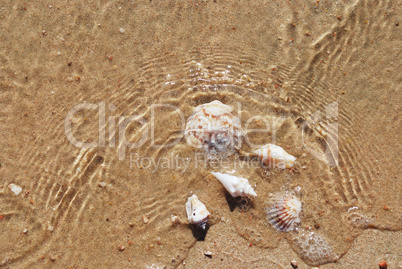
[253,144,296,169]
[186,194,210,229]
[8,183,22,196]
[266,192,302,232]
[211,172,257,198]
[184,100,245,157]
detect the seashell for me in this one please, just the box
[253,144,296,169]
[266,192,302,232]
[211,172,257,198]
[184,100,245,157]
[186,194,210,229]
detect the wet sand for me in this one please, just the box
[0,0,400,268]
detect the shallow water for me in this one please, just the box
[0,0,400,268]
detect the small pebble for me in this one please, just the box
[8,184,22,196]
[142,215,149,224]
[49,255,56,261]
[378,261,387,269]
[170,215,181,225]
[290,260,298,268]
[23,229,28,234]
[204,251,212,258]
[118,245,125,251]
[98,182,107,188]
[119,28,125,33]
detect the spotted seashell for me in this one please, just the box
[184,100,244,157]
[266,192,302,232]
[186,194,210,229]
[253,144,296,169]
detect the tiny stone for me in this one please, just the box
[48,226,54,232]
[204,251,212,258]
[8,184,22,196]
[118,245,125,251]
[98,182,107,187]
[170,215,181,225]
[378,261,387,269]
[119,28,125,33]
[142,215,149,224]
[49,255,56,261]
[291,260,298,268]
[23,229,28,234]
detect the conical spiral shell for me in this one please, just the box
[253,144,296,169]
[211,172,257,198]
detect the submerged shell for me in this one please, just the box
[253,144,296,169]
[186,194,210,229]
[185,100,245,157]
[211,172,257,198]
[266,193,302,232]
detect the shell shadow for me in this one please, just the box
[190,223,210,241]
[224,192,255,212]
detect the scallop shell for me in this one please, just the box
[253,144,296,169]
[211,172,257,198]
[185,100,245,157]
[186,194,210,229]
[266,193,302,232]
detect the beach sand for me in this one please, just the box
[0,0,400,268]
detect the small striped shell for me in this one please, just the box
[266,193,302,232]
[253,144,296,169]
[185,100,244,157]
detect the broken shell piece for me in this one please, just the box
[8,183,22,196]
[266,192,301,232]
[184,100,245,157]
[186,194,210,229]
[211,172,257,198]
[253,144,296,169]
[204,251,212,258]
